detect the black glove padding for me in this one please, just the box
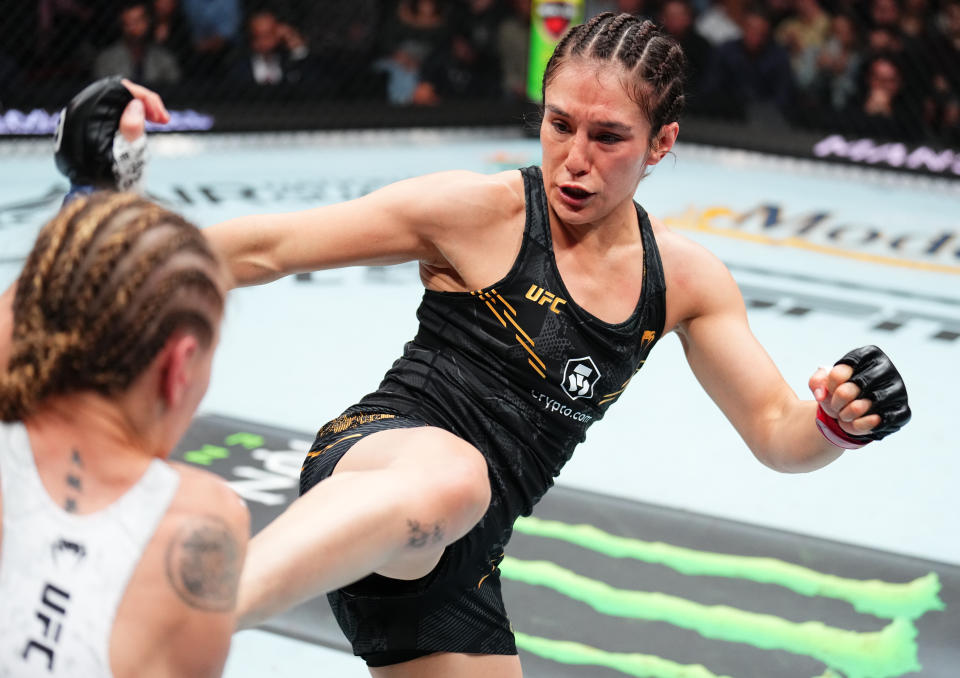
[54,76,134,188]
[835,345,910,441]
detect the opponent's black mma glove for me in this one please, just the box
[834,345,911,442]
[54,76,147,201]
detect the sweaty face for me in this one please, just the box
[540,60,653,226]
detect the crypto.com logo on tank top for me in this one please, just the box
[562,356,601,401]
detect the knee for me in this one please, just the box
[418,433,491,531]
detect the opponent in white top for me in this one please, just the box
[0,192,248,678]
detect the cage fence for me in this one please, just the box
[0,0,957,154]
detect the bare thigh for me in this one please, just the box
[330,425,491,581]
[369,652,523,678]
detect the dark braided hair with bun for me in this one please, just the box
[543,12,687,143]
[0,192,225,421]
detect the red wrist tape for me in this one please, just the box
[816,405,867,450]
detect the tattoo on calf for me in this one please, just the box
[406,519,445,548]
[165,515,240,612]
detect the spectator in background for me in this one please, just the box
[299,0,381,96]
[868,0,931,77]
[925,73,960,142]
[0,50,22,110]
[696,0,746,46]
[865,24,903,55]
[900,0,934,39]
[701,6,797,120]
[863,0,933,106]
[452,0,504,69]
[775,0,830,75]
[660,0,712,98]
[94,2,181,85]
[228,9,310,86]
[380,0,452,62]
[923,0,960,140]
[869,0,900,31]
[180,0,240,77]
[152,0,194,73]
[414,31,502,104]
[373,0,451,105]
[374,41,430,105]
[445,0,504,95]
[32,0,105,78]
[842,54,921,139]
[765,0,795,30]
[796,12,862,112]
[498,0,530,101]
[926,0,960,97]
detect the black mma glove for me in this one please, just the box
[833,345,911,442]
[54,76,148,201]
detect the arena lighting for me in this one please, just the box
[813,134,960,177]
[0,108,215,136]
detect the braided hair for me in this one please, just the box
[1,192,225,421]
[543,12,687,142]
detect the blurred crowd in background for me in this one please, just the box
[1,0,958,145]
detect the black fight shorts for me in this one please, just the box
[299,408,518,667]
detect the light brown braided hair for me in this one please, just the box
[542,12,687,143]
[1,192,225,421]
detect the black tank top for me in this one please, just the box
[356,166,667,519]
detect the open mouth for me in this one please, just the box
[560,186,592,200]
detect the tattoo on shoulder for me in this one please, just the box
[165,515,240,613]
[406,519,445,548]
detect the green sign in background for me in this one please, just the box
[527,0,586,101]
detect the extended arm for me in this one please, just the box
[673,247,908,472]
[203,171,487,288]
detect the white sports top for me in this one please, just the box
[0,421,179,678]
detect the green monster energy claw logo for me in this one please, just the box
[502,517,945,678]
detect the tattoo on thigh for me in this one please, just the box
[406,519,445,548]
[165,515,240,612]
